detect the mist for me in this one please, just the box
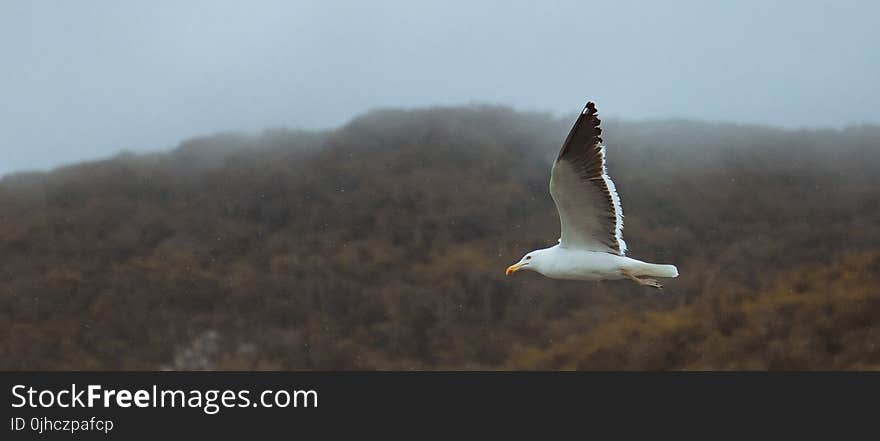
[2,0,880,176]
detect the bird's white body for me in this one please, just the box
[516,246,678,282]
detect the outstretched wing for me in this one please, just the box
[549,101,626,254]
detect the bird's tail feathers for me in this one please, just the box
[639,263,679,278]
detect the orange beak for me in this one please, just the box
[506,262,526,276]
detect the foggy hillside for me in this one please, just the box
[1,105,879,369]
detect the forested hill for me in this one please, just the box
[2,105,879,370]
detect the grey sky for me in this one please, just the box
[1,0,878,176]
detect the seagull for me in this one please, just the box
[505,101,678,289]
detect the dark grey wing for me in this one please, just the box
[549,101,626,254]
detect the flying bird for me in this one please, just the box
[505,101,678,288]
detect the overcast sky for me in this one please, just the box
[1,0,878,176]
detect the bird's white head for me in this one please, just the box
[505,249,547,276]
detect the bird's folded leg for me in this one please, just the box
[622,270,663,289]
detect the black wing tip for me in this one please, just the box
[582,101,599,116]
[557,100,604,160]
[583,101,602,142]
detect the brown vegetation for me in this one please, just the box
[1,105,878,369]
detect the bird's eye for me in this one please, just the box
[526,256,532,260]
